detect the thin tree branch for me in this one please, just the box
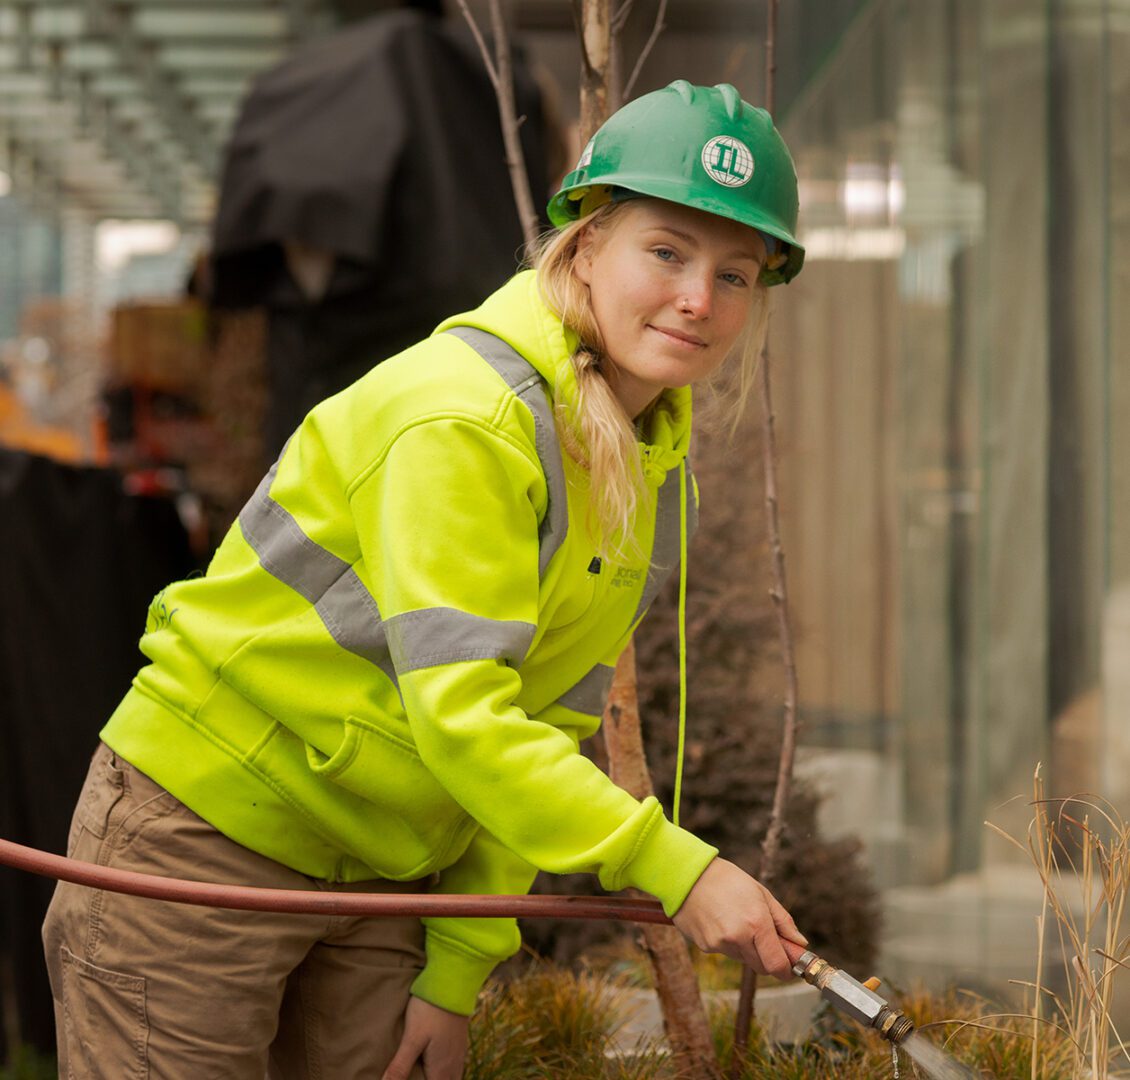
[606,0,627,111]
[454,0,500,91]
[622,0,667,101]
[765,0,779,118]
[572,0,597,78]
[456,0,540,254]
[611,0,635,33]
[487,0,540,251]
[755,356,799,882]
[732,0,795,1073]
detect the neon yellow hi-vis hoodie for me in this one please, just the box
[101,269,718,1016]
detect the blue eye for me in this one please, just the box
[721,271,748,287]
[654,247,676,261]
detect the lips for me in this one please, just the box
[649,325,707,347]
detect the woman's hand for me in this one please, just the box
[381,995,470,1080]
[671,857,808,980]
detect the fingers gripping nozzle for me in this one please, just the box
[792,951,915,1044]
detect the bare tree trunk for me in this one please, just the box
[605,641,721,1079]
[577,0,611,141]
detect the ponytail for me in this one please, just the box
[533,204,647,559]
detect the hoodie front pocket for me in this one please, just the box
[304,715,465,848]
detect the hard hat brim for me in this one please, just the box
[548,179,805,286]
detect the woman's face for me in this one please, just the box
[574,198,767,419]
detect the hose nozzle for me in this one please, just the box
[792,951,914,1044]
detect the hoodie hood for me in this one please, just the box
[436,269,694,472]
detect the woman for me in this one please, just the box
[43,80,808,1080]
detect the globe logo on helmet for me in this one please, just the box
[701,135,754,188]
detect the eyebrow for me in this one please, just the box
[644,225,763,264]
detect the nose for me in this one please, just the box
[677,273,714,320]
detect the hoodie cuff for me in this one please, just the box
[623,815,719,916]
[410,930,501,1017]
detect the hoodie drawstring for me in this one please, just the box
[672,458,689,827]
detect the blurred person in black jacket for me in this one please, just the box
[208,0,564,458]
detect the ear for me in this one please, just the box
[573,224,597,286]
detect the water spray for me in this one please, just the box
[790,949,915,1044]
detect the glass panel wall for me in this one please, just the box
[770,0,1128,995]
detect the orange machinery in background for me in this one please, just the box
[100,299,214,467]
[2,295,267,553]
[0,383,86,463]
[0,296,214,468]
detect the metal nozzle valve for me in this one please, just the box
[792,951,915,1044]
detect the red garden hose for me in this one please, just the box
[0,835,671,924]
[2,837,926,1053]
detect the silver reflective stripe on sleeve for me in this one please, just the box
[385,607,537,673]
[632,464,698,623]
[239,464,399,686]
[557,663,615,717]
[445,326,568,577]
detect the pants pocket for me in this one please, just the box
[68,744,126,854]
[58,945,148,1080]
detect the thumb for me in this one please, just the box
[763,888,808,948]
[381,1030,425,1080]
[781,937,809,967]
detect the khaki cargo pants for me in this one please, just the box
[43,743,428,1079]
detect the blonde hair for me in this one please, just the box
[701,274,772,439]
[531,201,770,559]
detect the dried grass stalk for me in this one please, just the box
[986,765,1130,1078]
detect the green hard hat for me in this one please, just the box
[548,80,804,285]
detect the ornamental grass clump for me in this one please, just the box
[468,953,1081,1078]
[466,961,672,1079]
[711,985,1076,1079]
[987,768,1130,1079]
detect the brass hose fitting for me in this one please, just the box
[792,950,915,1044]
